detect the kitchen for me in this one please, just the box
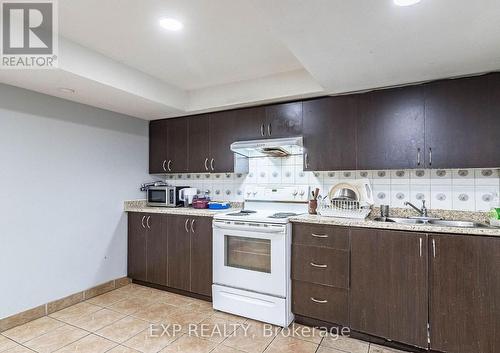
[1,1,500,353]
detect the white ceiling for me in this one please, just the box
[1,0,500,120]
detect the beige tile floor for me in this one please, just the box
[0,284,411,353]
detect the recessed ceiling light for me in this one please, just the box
[58,87,75,94]
[159,18,183,31]
[394,0,421,6]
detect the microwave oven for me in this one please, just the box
[147,186,189,207]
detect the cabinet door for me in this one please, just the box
[190,217,213,296]
[188,115,210,173]
[265,102,302,138]
[146,214,167,286]
[209,111,239,173]
[425,74,500,168]
[167,215,191,291]
[350,229,428,348]
[232,106,267,140]
[149,120,168,174]
[357,86,425,169]
[430,235,500,353]
[302,97,356,171]
[166,118,188,173]
[128,213,148,282]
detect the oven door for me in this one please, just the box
[213,220,288,297]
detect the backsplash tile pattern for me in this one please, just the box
[165,155,500,212]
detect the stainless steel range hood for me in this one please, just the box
[231,137,303,158]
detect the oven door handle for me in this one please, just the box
[213,223,285,233]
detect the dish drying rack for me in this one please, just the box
[317,179,374,219]
[318,199,372,219]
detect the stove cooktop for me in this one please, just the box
[268,212,300,219]
[215,210,303,224]
[226,210,257,216]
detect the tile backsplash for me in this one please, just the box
[164,155,500,212]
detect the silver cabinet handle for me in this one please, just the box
[310,297,328,304]
[419,238,423,257]
[191,219,195,233]
[432,238,436,258]
[429,148,432,166]
[311,233,328,238]
[210,158,215,171]
[304,153,309,169]
[260,124,265,136]
[417,148,421,166]
[184,219,189,233]
[167,160,172,172]
[268,123,272,136]
[204,158,209,171]
[310,262,328,268]
[162,160,167,172]
[141,215,146,229]
[146,216,150,229]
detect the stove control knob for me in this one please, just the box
[292,190,298,196]
[252,191,258,196]
[246,191,251,197]
[299,189,305,196]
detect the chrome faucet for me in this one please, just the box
[404,200,428,217]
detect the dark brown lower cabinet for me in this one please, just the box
[146,214,167,286]
[292,244,349,288]
[128,213,167,285]
[167,215,191,291]
[430,235,500,353]
[292,280,348,325]
[128,212,148,282]
[190,216,213,296]
[350,229,428,348]
[128,212,213,298]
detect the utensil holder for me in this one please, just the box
[308,200,318,215]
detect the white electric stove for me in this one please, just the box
[212,186,309,327]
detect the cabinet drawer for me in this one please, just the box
[293,223,349,249]
[292,280,348,325]
[292,244,349,288]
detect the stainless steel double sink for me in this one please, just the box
[373,217,493,229]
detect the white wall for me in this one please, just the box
[0,84,149,319]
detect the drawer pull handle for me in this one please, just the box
[310,297,328,304]
[310,262,328,268]
[311,233,328,238]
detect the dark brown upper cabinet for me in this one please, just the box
[165,118,188,173]
[302,96,357,171]
[149,118,188,173]
[265,101,303,138]
[430,234,500,353]
[152,73,499,173]
[187,115,210,173]
[356,86,425,170]
[149,120,168,174]
[231,102,302,140]
[231,105,267,141]
[350,228,429,348]
[209,110,241,173]
[424,74,500,169]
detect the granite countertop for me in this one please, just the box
[124,200,240,217]
[290,214,500,237]
[125,200,500,236]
